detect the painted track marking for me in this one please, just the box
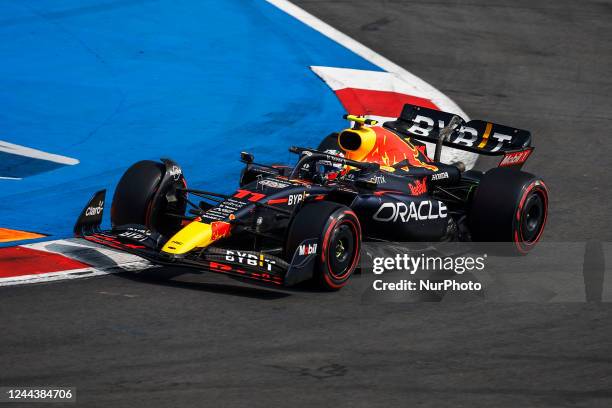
[1,0,472,287]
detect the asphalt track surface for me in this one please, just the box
[2,1,612,407]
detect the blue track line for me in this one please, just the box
[0,0,382,242]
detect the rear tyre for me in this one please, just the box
[286,202,362,290]
[469,167,548,254]
[111,160,187,237]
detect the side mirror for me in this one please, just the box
[240,151,254,164]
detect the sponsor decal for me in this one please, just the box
[499,149,532,167]
[258,179,290,189]
[408,177,427,196]
[319,149,345,169]
[431,172,449,181]
[373,200,447,222]
[324,149,343,156]
[118,231,149,242]
[369,175,386,184]
[288,193,304,206]
[225,250,277,271]
[168,165,182,181]
[407,115,513,152]
[204,198,249,221]
[298,243,318,256]
[85,201,104,217]
[125,226,152,235]
[268,192,306,206]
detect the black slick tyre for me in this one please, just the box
[469,167,548,254]
[286,201,361,290]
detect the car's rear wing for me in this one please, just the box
[384,104,534,168]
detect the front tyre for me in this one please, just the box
[111,160,187,237]
[286,202,362,290]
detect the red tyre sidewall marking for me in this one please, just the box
[514,180,549,254]
[321,210,361,289]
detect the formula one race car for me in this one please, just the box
[75,104,548,290]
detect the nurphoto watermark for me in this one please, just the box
[360,241,610,303]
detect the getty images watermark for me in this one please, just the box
[360,242,611,302]
[371,252,486,292]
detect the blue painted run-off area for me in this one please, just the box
[0,0,382,242]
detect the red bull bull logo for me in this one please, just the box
[341,126,438,172]
[409,177,428,196]
[210,221,231,241]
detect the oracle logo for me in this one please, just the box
[373,201,447,223]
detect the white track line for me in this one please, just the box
[0,268,109,287]
[0,140,79,165]
[265,0,468,118]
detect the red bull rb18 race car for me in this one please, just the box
[74,104,548,290]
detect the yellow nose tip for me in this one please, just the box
[161,221,213,255]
